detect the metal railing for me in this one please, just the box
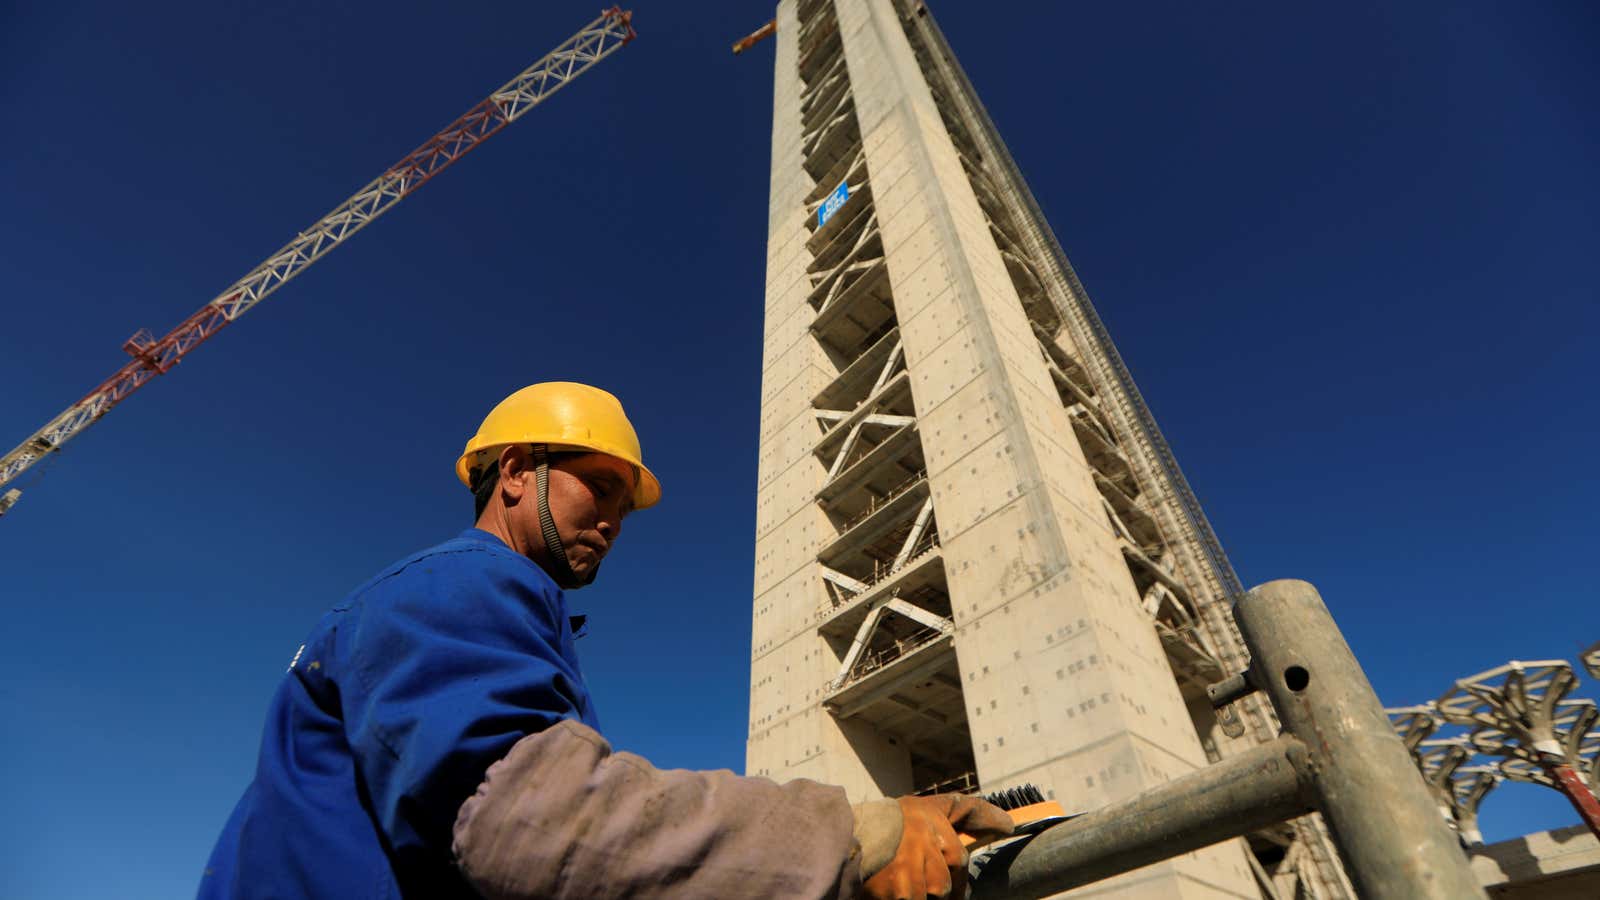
[916,770,980,797]
[834,470,927,533]
[830,624,951,694]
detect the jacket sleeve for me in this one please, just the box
[338,559,588,873]
[452,718,865,899]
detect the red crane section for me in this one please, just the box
[0,8,635,517]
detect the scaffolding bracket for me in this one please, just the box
[969,580,1488,900]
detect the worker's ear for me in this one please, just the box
[497,445,531,502]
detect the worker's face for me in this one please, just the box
[542,453,635,584]
[494,447,636,588]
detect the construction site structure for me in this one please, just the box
[0,9,635,517]
[1469,824,1600,899]
[743,1,1350,895]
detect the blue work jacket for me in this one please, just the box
[200,528,600,899]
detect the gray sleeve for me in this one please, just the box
[451,718,865,899]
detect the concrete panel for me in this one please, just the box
[753,408,814,490]
[757,337,830,441]
[749,628,827,729]
[924,430,1025,541]
[751,561,828,658]
[754,453,826,541]
[747,705,828,779]
[751,500,828,598]
[1472,825,1600,899]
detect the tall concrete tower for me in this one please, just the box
[747,2,1351,896]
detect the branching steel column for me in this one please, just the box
[1439,661,1600,838]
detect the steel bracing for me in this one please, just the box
[0,8,635,508]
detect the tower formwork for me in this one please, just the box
[747,2,1352,896]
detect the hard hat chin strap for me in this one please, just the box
[531,445,595,588]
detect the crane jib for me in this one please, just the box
[0,8,636,513]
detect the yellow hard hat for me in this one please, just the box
[456,382,661,510]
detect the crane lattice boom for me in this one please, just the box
[0,8,635,513]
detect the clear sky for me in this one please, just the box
[1,2,1596,897]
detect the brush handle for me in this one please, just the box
[959,801,1067,847]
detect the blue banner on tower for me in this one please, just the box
[818,179,849,227]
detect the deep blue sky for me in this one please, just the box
[2,2,1596,896]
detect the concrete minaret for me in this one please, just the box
[747,2,1351,896]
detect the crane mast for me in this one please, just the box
[0,8,635,518]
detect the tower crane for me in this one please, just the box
[0,7,636,519]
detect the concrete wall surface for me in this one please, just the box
[1472,825,1600,899]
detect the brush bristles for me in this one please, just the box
[983,783,1046,810]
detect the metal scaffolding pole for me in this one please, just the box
[969,580,1487,899]
[969,736,1316,898]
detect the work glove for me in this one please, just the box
[853,794,1014,900]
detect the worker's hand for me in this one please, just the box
[855,794,1014,900]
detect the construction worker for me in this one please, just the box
[200,382,1013,899]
